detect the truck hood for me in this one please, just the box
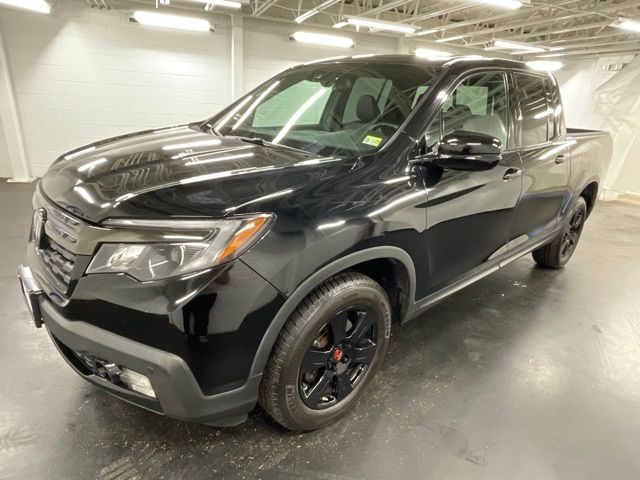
[41,126,346,223]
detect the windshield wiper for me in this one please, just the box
[231,136,311,155]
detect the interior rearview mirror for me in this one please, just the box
[412,131,502,172]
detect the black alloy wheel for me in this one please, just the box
[559,207,586,263]
[299,306,378,409]
[259,272,391,431]
[532,196,588,269]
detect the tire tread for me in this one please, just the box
[258,271,388,430]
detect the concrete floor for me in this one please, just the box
[1,182,640,480]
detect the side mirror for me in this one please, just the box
[412,131,502,172]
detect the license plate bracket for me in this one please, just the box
[18,265,44,328]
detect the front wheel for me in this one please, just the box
[259,272,391,431]
[532,196,588,269]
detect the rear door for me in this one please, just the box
[508,72,571,247]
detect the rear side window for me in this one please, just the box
[515,73,549,147]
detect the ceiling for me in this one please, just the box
[95,0,640,59]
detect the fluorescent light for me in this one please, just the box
[187,0,243,8]
[0,0,50,13]
[333,21,348,29]
[294,0,340,23]
[207,0,242,9]
[131,11,211,32]
[491,39,546,53]
[437,34,465,43]
[415,48,452,58]
[548,46,566,51]
[291,31,354,48]
[470,0,522,9]
[536,52,566,58]
[612,18,640,33]
[526,60,563,72]
[342,16,417,34]
[406,29,439,37]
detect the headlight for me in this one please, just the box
[86,214,273,281]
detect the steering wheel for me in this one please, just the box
[369,122,399,138]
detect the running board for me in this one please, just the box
[406,227,561,322]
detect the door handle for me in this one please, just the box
[555,154,567,164]
[503,168,522,181]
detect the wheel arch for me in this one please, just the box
[248,246,416,378]
[580,180,599,216]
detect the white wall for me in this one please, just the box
[556,55,635,128]
[0,117,10,178]
[0,0,514,178]
[556,54,640,195]
[0,1,232,177]
[242,18,399,93]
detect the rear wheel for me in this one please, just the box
[532,196,588,269]
[259,272,391,431]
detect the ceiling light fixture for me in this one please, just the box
[0,0,51,13]
[490,39,546,53]
[341,16,418,34]
[436,34,466,43]
[295,0,340,23]
[526,60,563,72]
[206,0,242,9]
[470,0,522,10]
[291,31,354,48]
[131,11,212,32]
[611,18,640,33]
[405,29,439,38]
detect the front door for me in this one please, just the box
[415,71,524,295]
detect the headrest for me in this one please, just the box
[356,95,381,123]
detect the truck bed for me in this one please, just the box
[567,127,613,194]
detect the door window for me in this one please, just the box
[441,72,509,147]
[515,73,550,147]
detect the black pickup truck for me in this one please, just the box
[19,55,612,431]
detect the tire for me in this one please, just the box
[259,271,392,431]
[532,196,588,269]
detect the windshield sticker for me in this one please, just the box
[362,135,382,147]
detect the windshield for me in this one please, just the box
[209,61,442,157]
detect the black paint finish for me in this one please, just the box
[21,55,611,426]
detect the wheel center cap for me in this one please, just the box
[331,347,344,362]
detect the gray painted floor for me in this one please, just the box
[1,182,640,480]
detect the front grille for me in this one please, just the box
[41,235,76,289]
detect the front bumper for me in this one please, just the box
[35,287,261,426]
[21,189,287,426]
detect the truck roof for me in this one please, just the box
[302,54,528,70]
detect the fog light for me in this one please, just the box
[119,368,156,398]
